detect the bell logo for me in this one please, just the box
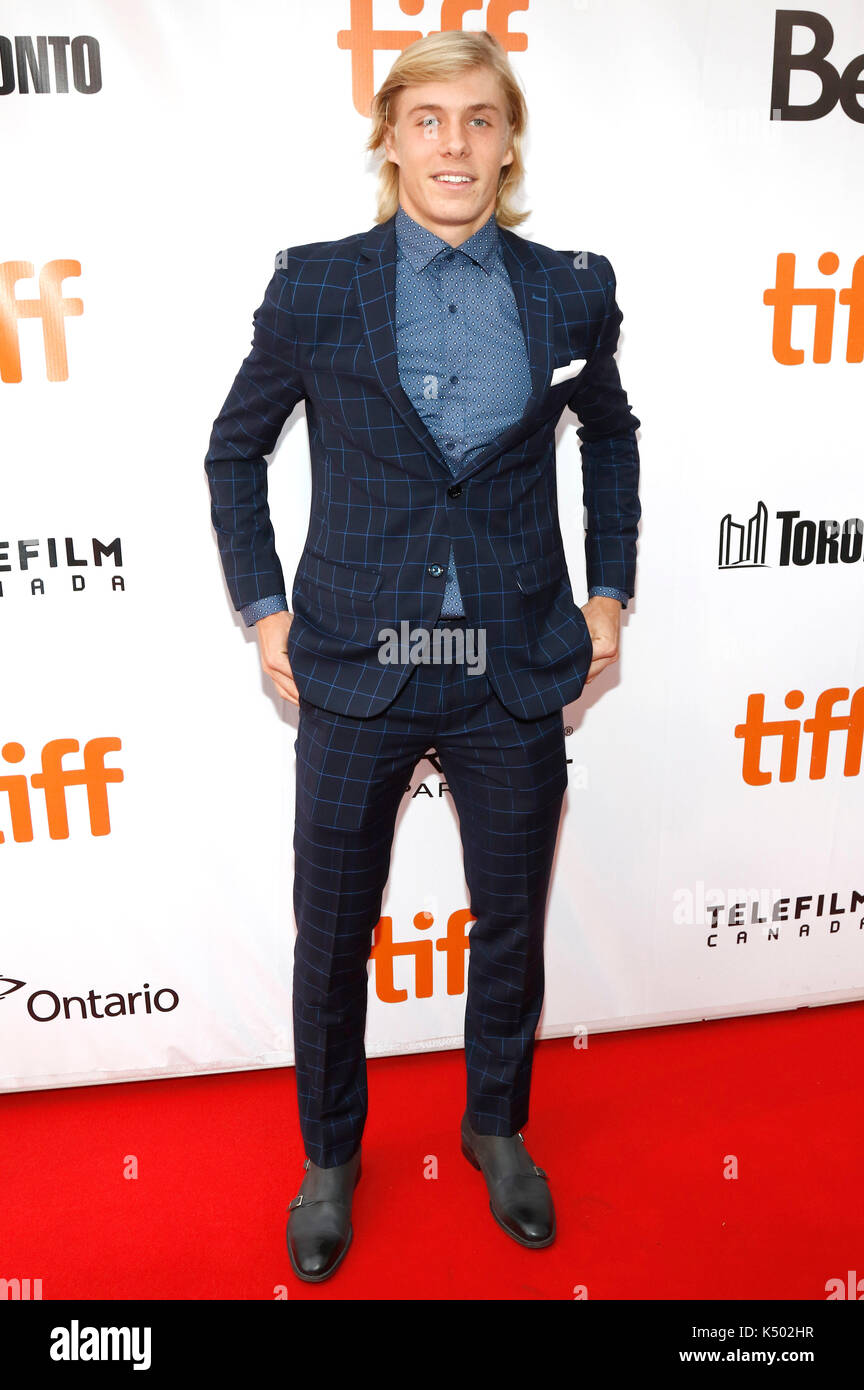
[735,688,864,784]
[0,260,83,382]
[771,10,864,123]
[0,738,123,842]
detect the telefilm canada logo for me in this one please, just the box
[0,535,125,605]
[719,502,863,570]
[0,974,180,1022]
[673,887,864,951]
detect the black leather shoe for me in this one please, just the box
[286,1147,362,1282]
[461,1111,555,1248]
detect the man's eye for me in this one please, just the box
[418,116,489,127]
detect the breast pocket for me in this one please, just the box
[302,339,379,386]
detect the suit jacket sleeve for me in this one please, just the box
[204,262,306,614]
[567,255,641,601]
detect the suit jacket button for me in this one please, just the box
[428,564,444,577]
[448,484,462,498]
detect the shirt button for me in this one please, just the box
[450,375,458,384]
[448,304,457,313]
[445,252,454,261]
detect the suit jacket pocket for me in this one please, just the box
[512,550,565,595]
[295,548,383,600]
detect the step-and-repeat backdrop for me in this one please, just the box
[3,1,862,1092]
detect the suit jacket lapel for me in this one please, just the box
[354,212,553,479]
[468,224,553,476]
[354,214,444,469]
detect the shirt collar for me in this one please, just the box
[395,202,500,273]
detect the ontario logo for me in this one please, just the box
[0,974,179,1022]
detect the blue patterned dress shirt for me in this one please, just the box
[240,204,630,625]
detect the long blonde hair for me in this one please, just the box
[366,30,530,229]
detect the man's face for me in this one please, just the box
[382,69,514,246]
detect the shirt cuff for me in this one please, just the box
[240,593,289,626]
[588,586,629,609]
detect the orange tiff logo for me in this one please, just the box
[337,0,528,115]
[763,253,864,363]
[735,688,864,784]
[371,907,476,1000]
[0,738,123,841]
[0,260,82,382]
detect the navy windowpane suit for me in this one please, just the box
[205,205,641,1166]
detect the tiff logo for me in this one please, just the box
[0,260,82,381]
[337,1,528,115]
[763,253,864,364]
[1,738,124,842]
[735,687,864,784]
[371,909,475,1000]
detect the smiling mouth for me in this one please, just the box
[431,174,475,185]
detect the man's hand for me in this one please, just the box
[582,595,622,685]
[254,610,299,706]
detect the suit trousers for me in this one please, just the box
[291,617,569,1168]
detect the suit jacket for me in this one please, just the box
[204,211,641,720]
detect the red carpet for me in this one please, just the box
[2,1000,862,1300]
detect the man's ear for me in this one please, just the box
[382,125,399,166]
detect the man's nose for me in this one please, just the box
[438,123,469,156]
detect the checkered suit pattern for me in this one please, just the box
[291,617,568,1167]
[204,213,641,1167]
[204,211,641,721]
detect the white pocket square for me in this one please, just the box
[549,357,587,386]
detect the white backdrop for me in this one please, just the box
[3,0,863,1092]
